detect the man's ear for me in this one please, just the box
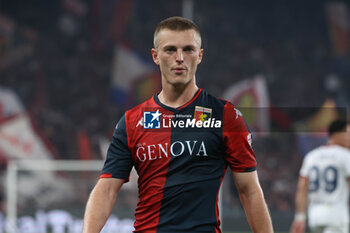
[152,48,159,65]
[197,48,204,64]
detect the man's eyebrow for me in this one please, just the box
[163,45,196,49]
[163,45,176,49]
[183,45,196,49]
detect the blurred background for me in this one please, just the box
[0,0,350,232]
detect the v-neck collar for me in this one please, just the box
[154,89,203,112]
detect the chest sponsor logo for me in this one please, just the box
[136,140,208,162]
[137,108,222,129]
[143,110,161,129]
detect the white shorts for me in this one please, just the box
[310,223,349,233]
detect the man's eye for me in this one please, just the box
[184,47,194,52]
[166,48,176,52]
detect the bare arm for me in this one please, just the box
[82,178,125,233]
[290,177,308,233]
[347,177,350,208]
[233,171,274,233]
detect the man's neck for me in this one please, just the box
[327,138,344,148]
[158,82,199,109]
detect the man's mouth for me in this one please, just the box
[172,67,186,74]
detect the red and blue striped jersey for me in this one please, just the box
[101,89,256,233]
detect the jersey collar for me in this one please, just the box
[153,89,203,112]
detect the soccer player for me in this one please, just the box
[290,119,350,233]
[82,16,273,233]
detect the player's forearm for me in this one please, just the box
[295,190,307,215]
[82,193,114,232]
[82,180,120,233]
[294,177,308,216]
[240,189,274,233]
[290,178,308,233]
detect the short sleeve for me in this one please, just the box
[100,115,133,181]
[299,154,311,178]
[343,151,350,178]
[222,102,257,172]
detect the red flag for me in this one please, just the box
[325,2,350,56]
[222,75,270,134]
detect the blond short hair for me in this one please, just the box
[153,16,202,48]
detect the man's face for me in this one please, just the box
[152,29,203,87]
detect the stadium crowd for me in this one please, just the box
[0,0,349,221]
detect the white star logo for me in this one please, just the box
[151,110,161,122]
[234,108,243,119]
[136,117,143,127]
[247,133,252,147]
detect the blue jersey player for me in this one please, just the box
[83,16,273,233]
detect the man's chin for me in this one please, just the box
[163,74,193,87]
[170,78,190,87]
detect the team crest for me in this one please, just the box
[194,106,212,122]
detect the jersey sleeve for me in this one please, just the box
[299,153,311,178]
[344,151,350,178]
[222,102,257,172]
[100,115,133,181]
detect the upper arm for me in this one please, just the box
[93,178,125,199]
[232,171,262,195]
[296,176,309,195]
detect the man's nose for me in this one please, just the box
[176,50,184,62]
